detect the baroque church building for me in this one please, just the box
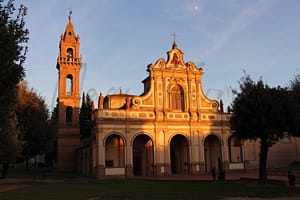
[56,15,300,179]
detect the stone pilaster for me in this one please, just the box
[95,165,105,179]
[126,164,133,177]
[199,161,206,173]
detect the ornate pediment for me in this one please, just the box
[149,42,204,75]
[186,61,201,72]
[149,58,166,70]
[166,42,185,69]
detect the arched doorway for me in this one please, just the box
[133,134,154,176]
[170,134,190,174]
[204,134,222,172]
[105,134,125,167]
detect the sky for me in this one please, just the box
[13,0,300,110]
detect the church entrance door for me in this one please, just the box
[204,134,222,173]
[133,134,154,176]
[170,134,190,174]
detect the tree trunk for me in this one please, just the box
[33,156,37,181]
[259,139,269,182]
[25,158,29,169]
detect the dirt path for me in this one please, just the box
[0,184,31,192]
[0,178,31,193]
[0,178,64,193]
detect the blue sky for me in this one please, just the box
[16,0,300,110]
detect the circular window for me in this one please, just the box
[68,31,72,36]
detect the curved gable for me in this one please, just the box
[133,42,219,113]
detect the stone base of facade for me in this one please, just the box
[95,165,105,179]
[125,164,133,177]
[56,130,80,172]
[155,163,170,176]
[199,161,206,173]
[191,162,203,175]
[244,160,259,170]
[223,161,230,171]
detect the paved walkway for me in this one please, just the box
[0,170,291,183]
[142,170,289,182]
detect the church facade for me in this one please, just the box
[56,16,300,179]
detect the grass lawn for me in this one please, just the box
[1,179,300,200]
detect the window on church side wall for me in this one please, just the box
[66,74,73,96]
[66,106,73,124]
[66,48,73,61]
[170,84,184,111]
[228,136,243,163]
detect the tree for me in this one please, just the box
[15,82,49,171]
[0,111,20,178]
[0,0,28,178]
[80,92,92,138]
[46,103,58,166]
[230,75,289,182]
[289,74,300,136]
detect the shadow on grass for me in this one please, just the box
[6,168,83,180]
[0,177,300,200]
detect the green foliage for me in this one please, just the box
[289,74,300,136]
[230,74,289,181]
[0,0,28,89]
[230,75,289,143]
[0,0,28,174]
[15,82,50,162]
[79,92,92,138]
[0,111,20,162]
[46,103,58,164]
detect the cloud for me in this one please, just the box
[204,0,278,57]
[160,0,207,20]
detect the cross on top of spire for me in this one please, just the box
[68,9,72,21]
[171,32,177,43]
[171,32,178,49]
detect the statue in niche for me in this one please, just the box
[171,53,181,65]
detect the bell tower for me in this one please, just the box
[56,13,82,171]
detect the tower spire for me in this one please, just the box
[171,32,178,49]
